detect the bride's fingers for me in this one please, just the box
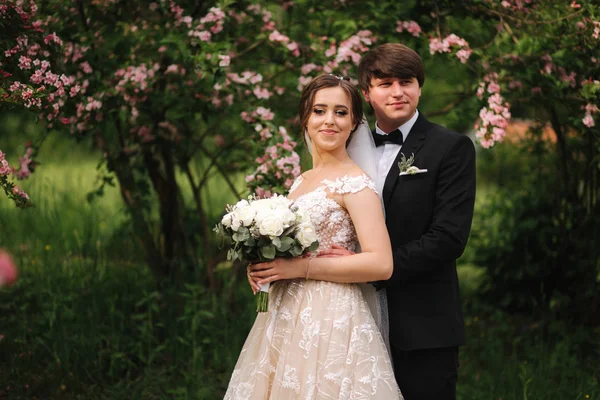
[250,269,274,278]
[248,263,271,272]
[317,250,344,257]
[257,274,280,285]
[247,272,259,294]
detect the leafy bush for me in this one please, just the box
[472,132,600,327]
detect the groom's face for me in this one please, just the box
[362,77,421,133]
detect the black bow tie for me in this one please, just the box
[373,129,404,147]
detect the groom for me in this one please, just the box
[327,43,476,399]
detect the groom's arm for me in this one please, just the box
[378,134,476,288]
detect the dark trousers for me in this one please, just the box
[391,345,459,400]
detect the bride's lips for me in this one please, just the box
[319,129,338,135]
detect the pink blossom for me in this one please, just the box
[324,43,337,58]
[583,114,595,127]
[253,87,271,99]
[531,87,542,95]
[445,34,467,47]
[80,61,93,74]
[256,107,274,121]
[43,32,63,46]
[70,84,81,97]
[259,128,272,140]
[18,55,32,70]
[269,30,290,44]
[301,63,318,75]
[287,42,300,57]
[218,55,230,67]
[0,250,18,287]
[396,20,422,37]
[0,159,10,176]
[429,38,450,54]
[584,103,599,114]
[571,1,581,8]
[487,82,501,94]
[508,80,523,89]
[165,64,180,74]
[199,31,212,42]
[456,49,472,63]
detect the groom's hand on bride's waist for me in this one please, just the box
[317,244,355,258]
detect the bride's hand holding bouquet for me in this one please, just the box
[214,194,318,312]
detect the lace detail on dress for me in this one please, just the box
[291,174,378,253]
[321,174,378,195]
[224,173,402,400]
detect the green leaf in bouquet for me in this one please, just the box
[276,236,294,252]
[289,244,303,257]
[260,244,276,260]
[244,236,256,247]
[232,227,250,242]
[226,248,235,261]
[272,237,281,248]
[257,236,271,247]
[308,240,319,252]
[282,226,296,237]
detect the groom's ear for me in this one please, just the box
[361,89,370,102]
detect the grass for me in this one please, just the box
[0,149,598,399]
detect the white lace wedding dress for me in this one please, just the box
[224,174,402,400]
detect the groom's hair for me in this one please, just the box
[298,74,364,147]
[358,43,425,91]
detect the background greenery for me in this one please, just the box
[1,0,599,399]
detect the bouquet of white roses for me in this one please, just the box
[213,194,319,312]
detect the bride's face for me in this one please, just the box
[306,87,354,152]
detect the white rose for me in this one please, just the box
[295,208,311,224]
[221,212,233,227]
[259,214,285,237]
[274,207,295,227]
[271,194,292,208]
[231,217,242,231]
[250,198,272,212]
[235,199,250,208]
[233,205,256,227]
[253,208,270,226]
[296,223,317,248]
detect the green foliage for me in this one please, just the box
[471,136,600,326]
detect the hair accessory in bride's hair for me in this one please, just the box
[328,73,350,81]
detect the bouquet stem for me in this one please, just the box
[256,283,270,312]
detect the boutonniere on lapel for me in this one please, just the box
[398,153,428,176]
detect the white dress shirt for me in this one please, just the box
[373,110,420,195]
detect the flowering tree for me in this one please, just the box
[0,0,385,289]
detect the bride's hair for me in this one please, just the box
[298,74,364,148]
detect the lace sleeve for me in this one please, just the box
[322,174,378,195]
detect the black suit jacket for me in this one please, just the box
[375,113,476,351]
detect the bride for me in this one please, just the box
[224,74,403,399]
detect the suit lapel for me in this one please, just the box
[382,114,429,208]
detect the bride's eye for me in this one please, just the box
[313,108,325,115]
[335,110,348,116]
